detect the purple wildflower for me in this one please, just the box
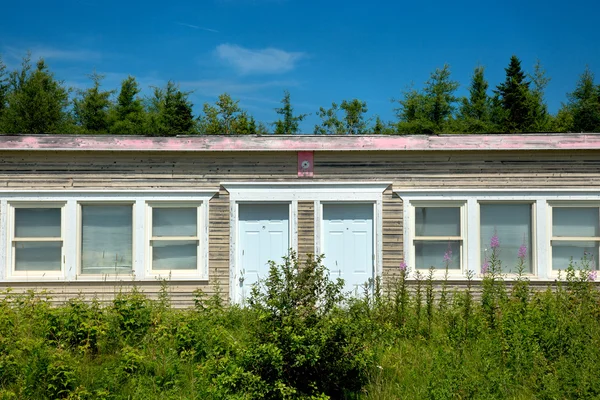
[518,244,527,260]
[490,234,500,250]
[399,261,407,272]
[482,259,489,274]
[443,248,453,263]
[588,270,597,282]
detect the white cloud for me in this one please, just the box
[216,43,306,75]
[2,45,101,63]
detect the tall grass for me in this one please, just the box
[0,254,599,399]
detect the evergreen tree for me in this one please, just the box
[495,56,534,132]
[231,112,258,134]
[567,66,600,132]
[551,105,575,133]
[528,60,551,131]
[0,55,9,123]
[273,90,307,134]
[396,65,458,134]
[423,64,459,128]
[2,56,71,134]
[146,81,196,136]
[73,72,113,133]
[458,66,496,132]
[109,76,145,135]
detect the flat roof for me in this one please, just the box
[1,133,600,152]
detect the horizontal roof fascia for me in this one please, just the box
[1,133,600,152]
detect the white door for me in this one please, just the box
[238,203,290,302]
[323,203,374,295]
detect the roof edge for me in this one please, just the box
[1,133,600,152]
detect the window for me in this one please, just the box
[480,203,533,273]
[80,204,133,275]
[10,204,64,275]
[148,204,201,274]
[412,203,464,270]
[551,206,600,271]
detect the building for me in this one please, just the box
[0,133,599,305]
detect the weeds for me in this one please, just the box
[0,253,599,399]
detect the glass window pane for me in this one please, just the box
[152,240,197,270]
[152,208,197,237]
[415,207,460,237]
[480,204,532,273]
[415,240,460,270]
[553,207,599,237]
[81,205,132,274]
[15,241,61,271]
[552,241,599,271]
[15,208,61,238]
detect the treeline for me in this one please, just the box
[0,53,599,135]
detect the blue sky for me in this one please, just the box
[1,0,599,132]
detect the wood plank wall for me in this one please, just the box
[2,149,600,305]
[297,201,315,262]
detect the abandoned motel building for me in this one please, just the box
[0,133,599,306]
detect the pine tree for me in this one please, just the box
[2,56,71,134]
[495,56,534,132]
[73,72,113,133]
[146,81,196,136]
[528,60,551,131]
[423,64,459,128]
[109,76,146,135]
[567,66,600,132]
[395,65,458,134]
[273,90,307,134]
[0,55,9,123]
[458,66,496,132]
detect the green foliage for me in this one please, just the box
[273,90,307,134]
[457,66,498,133]
[199,93,257,135]
[73,72,113,133]
[495,55,541,132]
[396,64,459,133]
[1,259,600,399]
[2,55,71,134]
[109,76,146,135]
[146,81,197,136]
[567,66,600,132]
[314,99,370,134]
[242,252,373,398]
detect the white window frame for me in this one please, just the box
[145,201,207,279]
[0,190,215,282]
[223,182,389,304]
[477,200,537,276]
[6,201,66,279]
[407,200,466,275]
[548,201,600,273]
[77,201,136,278]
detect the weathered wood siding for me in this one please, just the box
[314,150,600,188]
[0,151,297,188]
[2,148,600,305]
[297,201,315,261]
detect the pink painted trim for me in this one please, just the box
[298,151,314,178]
[1,134,600,152]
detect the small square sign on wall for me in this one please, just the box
[298,151,314,178]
